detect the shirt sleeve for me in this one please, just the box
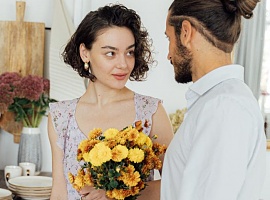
[178,95,261,200]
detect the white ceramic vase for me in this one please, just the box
[17,127,42,175]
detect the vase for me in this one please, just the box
[17,127,42,175]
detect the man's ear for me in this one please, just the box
[180,20,193,47]
[79,43,90,62]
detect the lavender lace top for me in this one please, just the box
[49,92,161,199]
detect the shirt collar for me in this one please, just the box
[189,64,244,96]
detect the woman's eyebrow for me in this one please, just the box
[101,44,135,51]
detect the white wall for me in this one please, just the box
[0,0,53,28]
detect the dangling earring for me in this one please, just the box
[84,62,89,70]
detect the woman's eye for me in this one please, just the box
[127,50,135,56]
[106,52,115,57]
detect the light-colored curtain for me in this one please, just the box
[49,0,90,100]
[234,1,267,99]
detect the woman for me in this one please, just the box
[48,4,173,200]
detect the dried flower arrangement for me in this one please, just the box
[0,72,56,142]
[169,108,187,134]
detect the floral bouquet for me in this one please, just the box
[169,108,187,133]
[68,121,167,200]
[0,72,57,128]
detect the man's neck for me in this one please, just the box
[191,48,232,82]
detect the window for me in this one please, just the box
[260,0,270,137]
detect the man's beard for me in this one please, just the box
[172,39,193,83]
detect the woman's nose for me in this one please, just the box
[117,56,128,69]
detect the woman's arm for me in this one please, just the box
[48,113,68,200]
[138,103,173,200]
[138,180,161,200]
[150,102,174,170]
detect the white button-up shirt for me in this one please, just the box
[161,64,266,200]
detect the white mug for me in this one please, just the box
[4,165,22,187]
[19,162,36,176]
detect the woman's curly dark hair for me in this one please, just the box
[62,4,153,82]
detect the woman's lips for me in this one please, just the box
[112,73,128,80]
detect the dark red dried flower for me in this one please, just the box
[43,79,50,94]
[0,72,56,127]
[0,72,22,87]
[18,75,44,101]
[0,83,15,113]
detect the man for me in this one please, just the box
[161,0,266,199]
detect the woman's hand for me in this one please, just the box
[79,186,110,200]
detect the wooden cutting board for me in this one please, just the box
[0,1,45,76]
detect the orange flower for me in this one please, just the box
[127,128,139,141]
[88,128,102,139]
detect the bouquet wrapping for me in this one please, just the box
[68,121,167,200]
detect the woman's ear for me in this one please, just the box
[79,43,89,62]
[180,20,193,47]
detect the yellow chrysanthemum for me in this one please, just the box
[127,128,139,141]
[69,123,167,199]
[74,174,84,189]
[121,126,133,134]
[109,188,132,200]
[82,152,91,163]
[107,140,118,148]
[88,142,112,166]
[78,139,99,155]
[145,136,153,148]
[78,139,89,153]
[119,170,141,187]
[84,171,93,186]
[119,126,133,139]
[77,149,83,161]
[68,172,74,184]
[103,128,119,140]
[111,145,128,162]
[135,132,147,146]
[131,186,140,195]
[88,128,102,139]
[128,148,144,163]
[77,168,85,176]
[125,165,135,174]
[114,131,127,144]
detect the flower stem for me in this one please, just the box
[33,105,41,127]
[14,101,31,127]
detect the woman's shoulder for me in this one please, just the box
[49,98,79,112]
[134,92,162,115]
[134,92,162,103]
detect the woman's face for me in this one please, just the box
[87,26,135,89]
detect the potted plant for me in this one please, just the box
[0,72,57,173]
